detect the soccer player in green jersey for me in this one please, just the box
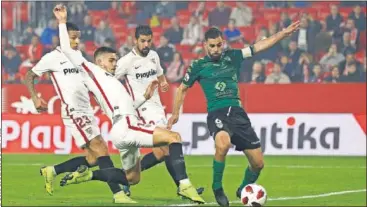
[167,21,300,206]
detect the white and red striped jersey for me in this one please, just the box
[58,23,145,121]
[31,47,94,118]
[115,48,164,109]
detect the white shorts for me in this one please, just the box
[62,114,100,148]
[137,105,167,127]
[110,115,157,171]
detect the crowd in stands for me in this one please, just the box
[2,1,366,84]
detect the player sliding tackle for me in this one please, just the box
[53,4,205,204]
[167,22,300,206]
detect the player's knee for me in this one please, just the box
[215,132,232,153]
[86,154,98,166]
[89,136,109,157]
[127,172,140,185]
[168,131,182,144]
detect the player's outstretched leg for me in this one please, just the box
[87,136,130,203]
[60,165,137,203]
[212,131,232,207]
[40,151,97,195]
[236,148,264,198]
[131,148,205,197]
[152,128,205,204]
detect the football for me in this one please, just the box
[240,184,267,206]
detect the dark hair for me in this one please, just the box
[204,27,223,41]
[66,22,80,32]
[94,46,117,60]
[135,25,153,39]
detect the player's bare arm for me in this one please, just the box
[158,75,169,92]
[24,70,47,112]
[242,21,300,58]
[167,83,189,129]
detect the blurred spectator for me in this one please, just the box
[95,20,115,46]
[344,18,360,48]
[40,19,58,46]
[192,2,207,26]
[109,1,120,19]
[102,38,115,50]
[119,36,134,57]
[20,25,37,45]
[181,16,204,45]
[320,43,345,71]
[301,64,312,83]
[28,35,44,63]
[164,17,184,44]
[255,27,269,42]
[229,2,253,27]
[1,36,10,52]
[326,5,343,33]
[278,12,291,30]
[349,4,366,31]
[43,35,60,55]
[307,13,322,35]
[81,15,96,42]
[150,13,161,28]
[247,61,266,83]
[310,64,324,83]
[291,16,315,52]
[157,35,175,66]
[155,1,176,18]
[293,53,313,82]
[208,2,231,27]
[339,31,357,54]
[2,47,21,83]
[253,27,280,62]
[324,66,342,83]
[314,20,333,53]
[338,50,362,74]
[166,52,185,83]
[68,2,86,26]
[224,19,243,43]
[280,55,294,78]
[341,62,363,82]
[286,41,302,67]
[265,62,291,84]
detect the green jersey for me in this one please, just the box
[182,49,245,112]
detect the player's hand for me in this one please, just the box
[160,81,169,92]
[167,114,179,130]
[144,80,159,100]
[53,4,67,23]
[282,21,300,37]
[32,97,48,113]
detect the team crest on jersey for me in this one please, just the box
[184,73,190,82]
[215,118,223,129]
[151,58,156,64]
[224,56,231,62]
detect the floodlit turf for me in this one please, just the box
[1,154,366,206]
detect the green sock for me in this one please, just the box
[239,166,260,190]
[212,159,225,190]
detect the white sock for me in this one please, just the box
[179,178,191,185]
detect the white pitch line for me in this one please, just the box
[5,163,367,169]
[168,189,367,206]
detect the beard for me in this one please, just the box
[209,52,221,61]
[138,47,150,57]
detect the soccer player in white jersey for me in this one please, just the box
[53,5,205,204]
[115,25,204,197]
[23,22,129,203]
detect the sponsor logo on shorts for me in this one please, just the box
[215,118,223,129]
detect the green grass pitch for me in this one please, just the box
[1,154,366,206]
